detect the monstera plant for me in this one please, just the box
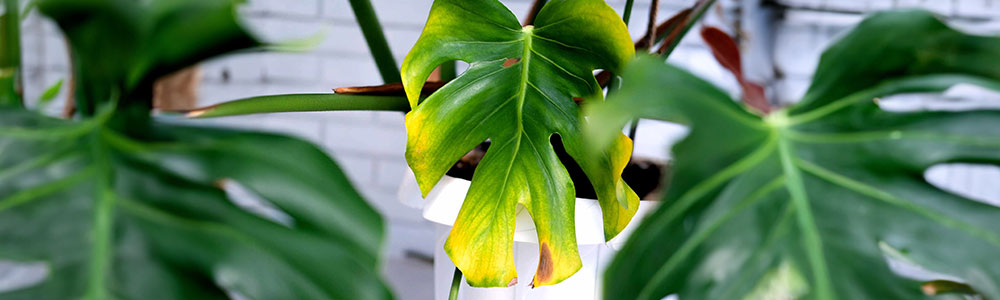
[182,0,716,293]
[400,0,638,288]
[0,0,391,299]
[589,10,1000,300]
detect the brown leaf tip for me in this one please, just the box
[503,58,521,67]
[921,280,976,296]
[532,242,554,287]
[921,283,938,295]
[185,106,215,118]
[213,179,230,189]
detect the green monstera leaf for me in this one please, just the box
[401,0,637,287]
[0,0,392,299]
[0,110,392,300]
[589,10,1000,300]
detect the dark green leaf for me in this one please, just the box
[0,108,392,300]
[401,0,637,288]
[36,0,259,114]
[2,0,394,298]
[590,10,1000,300]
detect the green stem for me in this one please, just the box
[184,93,410,118]
[0,0,22,107]
[440,60,457,82]
[616,0,636,141]
[627,119,639,141]
[85,131,115,300]
[347,0,400,83]
[622,0,635,24]
[449,267,462,300]
[609,0,637,95]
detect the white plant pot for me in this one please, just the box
[398,171,659,300]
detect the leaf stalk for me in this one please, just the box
[347,0,401,83]
[184,93,410,118]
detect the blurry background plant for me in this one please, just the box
[0,0,393,299]
[589,10,1000,298]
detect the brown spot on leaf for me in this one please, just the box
[185,106,213,118]
[572,97,585,104]
[533,242,553,287]
[503,58,521,67]
[507,277,518,287]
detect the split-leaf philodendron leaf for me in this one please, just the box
[0,0,392,299]
[589,10,1000,300]
[0,112,392,300]
[401,0,637,287]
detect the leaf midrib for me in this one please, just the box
[85,130,115,300]
[640,67,1000,297]
[775,128,835,300]
[494,26,534,210]
[88,126,352,299]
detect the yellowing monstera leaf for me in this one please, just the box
[590,10,1000,300]
[401,0,637,287]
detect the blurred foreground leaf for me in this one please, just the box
[592,10,1000,300]
[0,0,394,299]
[0,108,392,300]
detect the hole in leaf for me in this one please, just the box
[503,58,521,67]
[0,261,49,293]
[550,134,597,199]
[879,83,1000,112]
[925,163,1000,207]
[878,241,966,285]
[221,179,295,226]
